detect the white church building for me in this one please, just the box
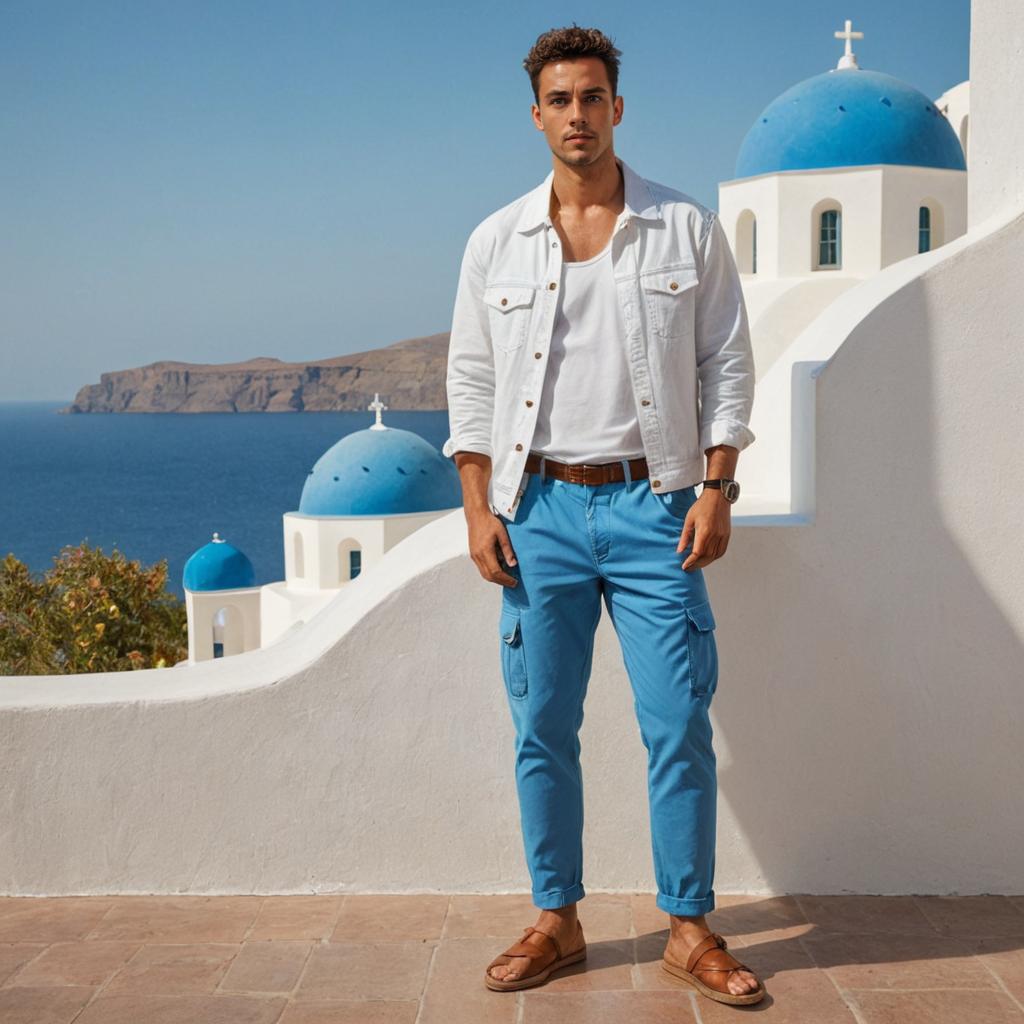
[181,393,462,662]
[721,20,969,379]
[2,5,1021,909]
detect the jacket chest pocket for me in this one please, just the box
[641,266,699,341]
[484,285,537,353]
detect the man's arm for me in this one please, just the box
[452,451,492,517]
[679,211,756,570]
[704,444,739,486]
[442,225,496,499]
[442,228,518,586]
[693,211,756,459]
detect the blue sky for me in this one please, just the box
[0,0,970,401]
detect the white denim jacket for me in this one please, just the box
[442,156,756,520]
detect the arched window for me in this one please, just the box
[337,539,362,584]
[819,209,841,267]
[918,206,931,253]
[212,607,225,659]
[211,605,244,658]
[735,210,756,274]
[917,199,944,250]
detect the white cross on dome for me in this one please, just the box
[368,392,389,430]
[834,18,864,70]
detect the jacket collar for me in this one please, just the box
[514,156,663,234]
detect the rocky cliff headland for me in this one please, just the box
[60,332,450,413]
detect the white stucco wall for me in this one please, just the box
[935,80,970,169]
[968,1,1024,223]
[742,275,863,381]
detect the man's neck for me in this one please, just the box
[549,149,624,221]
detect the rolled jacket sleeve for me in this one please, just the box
[694,212,756,455]
[441,226,495,460]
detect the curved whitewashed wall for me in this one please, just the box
[2,202,1022,898]
[719,202,1024,897]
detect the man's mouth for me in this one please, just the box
[566,134,593,142]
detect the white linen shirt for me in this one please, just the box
[442,156,756,520]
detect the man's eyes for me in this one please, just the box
[550,96,602,106]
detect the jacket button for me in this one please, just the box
[548,282,557,290]
[669,281,679,290]
[534,352,542,359]
[641,399,650,406]
[525,400,533,407]
[515,443,523,451]
[500,297,508,306]
[652,479,661,487]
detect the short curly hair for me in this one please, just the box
[523,25,622,104]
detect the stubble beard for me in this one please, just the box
[552,137,610,171]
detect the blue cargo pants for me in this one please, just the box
[496,456,719,917]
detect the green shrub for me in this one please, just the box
[0,544,188,676]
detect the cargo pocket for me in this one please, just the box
[685,599,718,698]
[499,606,529,699]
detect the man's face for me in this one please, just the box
[531,57,623,168]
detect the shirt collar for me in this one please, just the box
[514,156,663,234]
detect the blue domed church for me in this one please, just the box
[182,394,463,662]
[718,19,970,378]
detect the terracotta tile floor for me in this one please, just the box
[0,892,1022,1023]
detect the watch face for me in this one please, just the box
[723,480,740,502]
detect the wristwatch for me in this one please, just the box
[701,478,740,503]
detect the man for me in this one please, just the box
[442,25,765,1006]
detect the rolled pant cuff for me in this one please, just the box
[532,883,586,909]
[656,891,716,916]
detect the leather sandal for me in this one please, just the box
[661,930,767,1005]
[484,921,587,991]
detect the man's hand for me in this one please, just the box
[452,451,518,587]
[467,507,519,587]
[678,489,732,571]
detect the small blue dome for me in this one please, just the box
[298,425,462,516]
[735,68,966,179]
[183,533,256,592]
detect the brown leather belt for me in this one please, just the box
[523,451,650,485]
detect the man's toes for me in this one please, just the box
[489,961,523,981]
[730,971,757,993]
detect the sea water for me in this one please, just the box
[0,401,454,601]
